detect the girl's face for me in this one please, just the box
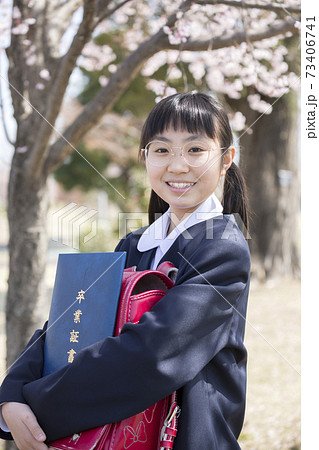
[144,127,235,222]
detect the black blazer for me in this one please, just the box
[0,214,251,449]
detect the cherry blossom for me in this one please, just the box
[11,22,29,35]
[35,82,45,90]
[248,94,273,115]
[68,0,300,128]
[229,111,246,132]
[5,0,300,132]
[98,75,109,87]
[80,42,116,72]
[39,69,51,81]
[12,6,21,19]
[146,79,177,103]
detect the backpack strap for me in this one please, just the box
[157,261,178,283]
[115,269,175,336]
[160,392,181,449]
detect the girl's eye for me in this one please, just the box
[154,147,169,154]
[188,146,205,153]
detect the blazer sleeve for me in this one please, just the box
[0,323,47,405]
[22,235,250,443]
[0,323,47,440]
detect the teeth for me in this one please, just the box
[167,182,195,188]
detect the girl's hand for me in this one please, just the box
[2,402,48,449]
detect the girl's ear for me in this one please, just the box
[220,146,235,176]
[140,148,146,163]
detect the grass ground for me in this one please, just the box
[0,249,300,449]
[239,277,300,449]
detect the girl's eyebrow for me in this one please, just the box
[152,136,170,142]
[152,134,208,142]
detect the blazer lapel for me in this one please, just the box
[137,239,183,272]
[136,247,157,271]
[157,239,183,269]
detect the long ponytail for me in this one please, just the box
[148,190,169,225]
[222,162,250,239]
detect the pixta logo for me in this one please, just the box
[51,203,98,249]
[118,212,149,239]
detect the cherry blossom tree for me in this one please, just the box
[227,35,300,280]
[1,0,300,370]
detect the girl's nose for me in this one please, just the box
[167,151,190,172]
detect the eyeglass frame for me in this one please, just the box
[141,140,229,168]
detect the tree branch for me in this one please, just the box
[42,0,83,63]
[164,17,298,52]
[25,0,98,178]
[96,0,113,13]
[6,0,29,123]
[194,0,301,15]
[95,0,133,26]
[43,0,194,175]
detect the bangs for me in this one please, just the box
[140,92,220,147]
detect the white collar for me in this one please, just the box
[137,192,223,254]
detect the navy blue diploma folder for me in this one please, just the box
[43,252,127,376]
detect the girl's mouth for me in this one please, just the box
[165,181,196,192]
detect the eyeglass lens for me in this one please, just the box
[145,141,214,167]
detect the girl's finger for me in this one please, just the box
[12,424,48,450]
[22,413,46,442]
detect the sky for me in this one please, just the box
[0,50,14,169]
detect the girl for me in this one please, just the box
[0,91,251,449]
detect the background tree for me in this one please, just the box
[2,0,300,376]
[225,33,301,279]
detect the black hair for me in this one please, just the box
[138,91,249,238]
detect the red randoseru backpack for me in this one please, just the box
[49,262,180,450]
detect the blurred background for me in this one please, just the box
[0,1,301,448]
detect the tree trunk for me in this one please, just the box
[234,88,300,280]
[6,158,49,368]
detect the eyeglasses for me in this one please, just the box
[142,141,226,168]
